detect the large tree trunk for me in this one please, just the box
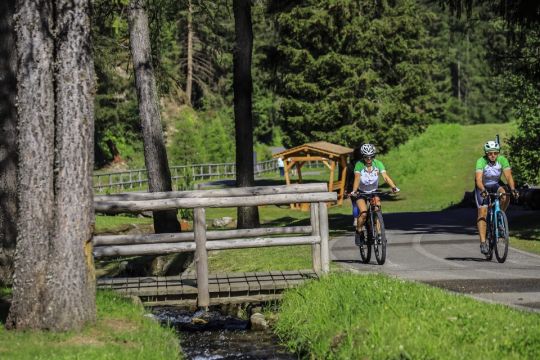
[7,0,96,331]
[233,0,259,229]
[0,0,17,286]
[128,0,188,275]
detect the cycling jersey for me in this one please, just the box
[475,155,510,187]
[354,159,386,193]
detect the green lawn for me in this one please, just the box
[0,291,180,360]
[510,212,540,255]
[275,273,540,360]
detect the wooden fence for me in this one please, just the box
[93,183,336,307]
[92,159,325,193]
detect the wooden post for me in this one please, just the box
[194,207,209,308]
[310,202,321,274]
[328,159,335,193]
[318,201,330,273]
[338,157,348,205]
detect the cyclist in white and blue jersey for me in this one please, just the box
[351,144,399,242]
[475,140,518,255]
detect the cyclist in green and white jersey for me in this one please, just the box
[351,144,399,241]
[475,140,518,255]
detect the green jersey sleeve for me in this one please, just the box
[354,161,365,173]
[476,157,487,172]
[373,159,386,172]
[498,155,511,170]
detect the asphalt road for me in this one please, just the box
[330,207,540,311]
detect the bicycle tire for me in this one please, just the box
[485,214,493,261]
[357,229,371,263]
[495,211,509,263]
[373,211,387,265]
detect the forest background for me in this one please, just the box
[94,0,539,185]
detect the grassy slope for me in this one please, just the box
[275,273,540,360]
[0,291,180,360]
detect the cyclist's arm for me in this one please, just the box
[502,168,516,191]
[475,171,485,191]
[381,172,397,189]
[352,172,360,194]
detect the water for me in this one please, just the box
[152,307,297,360]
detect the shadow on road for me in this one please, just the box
[445,256,489,262]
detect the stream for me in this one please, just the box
[152,307,297,360]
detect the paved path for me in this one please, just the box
[331,207,540,311]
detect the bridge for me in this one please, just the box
[93,183,335,307]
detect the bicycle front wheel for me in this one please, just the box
[357,230,371,263]
[373,211,387,265]
[495,211,509,263]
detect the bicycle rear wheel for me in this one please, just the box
[372,211,387,265]
[495,211,509,263]
[356,230,371,263]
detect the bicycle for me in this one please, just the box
[484,192,510,263]
[352,191,390,265]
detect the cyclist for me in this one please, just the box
[475,140,518,255]
[351,144,399,244]
[345,146,362,227]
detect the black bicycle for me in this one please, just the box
[484,192,510,263]
[353,191,389,265]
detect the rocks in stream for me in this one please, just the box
[250,312,268,331]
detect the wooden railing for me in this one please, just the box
[93,183,335,307]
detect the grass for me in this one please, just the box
[0,291,181,360]
[275,273,540,360]
[510,212,540,255]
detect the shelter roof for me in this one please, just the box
[272,141,353,159]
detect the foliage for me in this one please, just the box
[276,273,540,359]
[270,0,445,151]
[507,76,540,185]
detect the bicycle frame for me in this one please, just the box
[486,193,505,246]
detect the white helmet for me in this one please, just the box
[484,140,500,153]
[360,143,376,157]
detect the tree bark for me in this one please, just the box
[0,0,17,286]
[7,0,96,331]
[185,0,193,105]
[233,0,259,229]
[128,0,179,234]
[128,0,187,275]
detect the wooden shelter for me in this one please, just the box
[273,141,353,208]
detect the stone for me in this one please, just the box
[212,216,234,228]
[250,312,268,331]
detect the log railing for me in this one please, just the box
[93,183,335,308]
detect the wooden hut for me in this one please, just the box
[273,141,353,208]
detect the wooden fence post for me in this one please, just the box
[310,203,321,274]
[318,201,330,273]
[194,207,209,308]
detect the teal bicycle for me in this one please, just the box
[484,192,510,263]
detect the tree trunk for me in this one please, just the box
[0,0,17,286]
[7,0,96,331]
[128,0,187,275]
[233,0,259,229]
[128,0,179,233]
[186,0,193,105]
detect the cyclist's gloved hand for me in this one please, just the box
[481,189,488,198]
[511,189,519,199]
[392,187,400,193]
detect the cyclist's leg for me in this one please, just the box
[498,186,510,211]
[351,197,359,226]
[475,187,488,243]
[356,198,368,233]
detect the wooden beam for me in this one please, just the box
[95,192,337,212]
[310,203,321,274]
[205,236,319,250]
[319,202,330,273]
[194,207,209,308]
[95,183,328,202]
[328,160,335,194]
[92,226,313,246]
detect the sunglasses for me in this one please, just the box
[486,152,499,156]
[363,156,374,161]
